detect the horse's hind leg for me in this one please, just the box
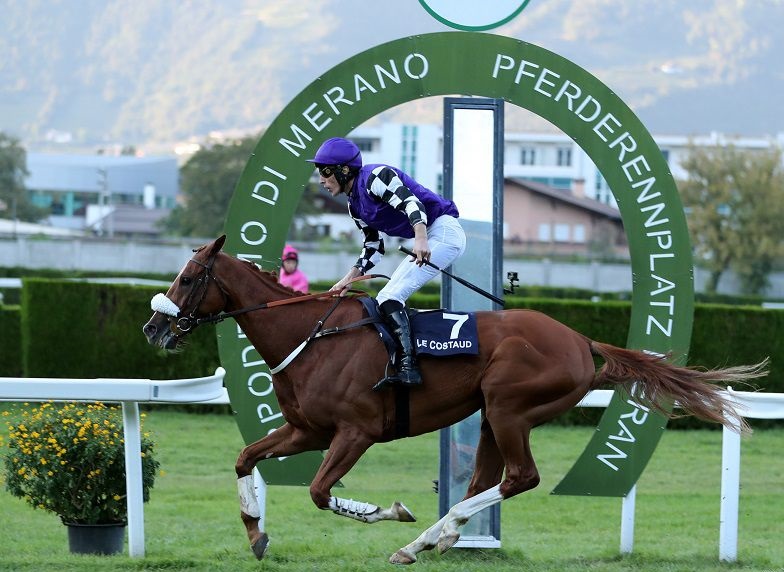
[390,416,504,565]
[436,419,539,555]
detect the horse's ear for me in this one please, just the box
[211,234,227,255]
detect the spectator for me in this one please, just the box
[278,244,309,293]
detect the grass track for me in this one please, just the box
[1,408,782,571]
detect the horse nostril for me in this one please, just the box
[143,323,157,338]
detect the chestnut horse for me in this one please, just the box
[143,235,765,564]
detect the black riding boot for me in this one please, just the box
[373,303,422,391]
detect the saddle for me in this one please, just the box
[358,298,479,361]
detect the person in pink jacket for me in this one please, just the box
[278,244,309,293]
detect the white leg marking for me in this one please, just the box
[437,484,504,553]
[238,475,260,518]
[390,514,449,564]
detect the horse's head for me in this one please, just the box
[143,234,229,350]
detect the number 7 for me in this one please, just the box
[442,313,469,339]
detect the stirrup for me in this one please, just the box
[372,366,422,392]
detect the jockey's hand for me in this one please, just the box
[411,227,431,267]
[332,267,361,296]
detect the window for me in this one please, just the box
[573,224,586,243]
[401,125,418,178]
[520,147,536,166]
[557,147,572,166]
[354,138,374,152]
[538,223,551,241]
[554,224,570,242]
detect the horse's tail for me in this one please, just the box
[588,340,768,432]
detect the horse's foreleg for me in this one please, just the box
[310,430,416,524]
[235,423,325,560]
[328,497,416,523]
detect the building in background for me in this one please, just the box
[297,123,782,257]
[23,124,783,246]
[503,177,626,257]
[25,153,178,238]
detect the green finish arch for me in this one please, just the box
[221,32,693,495]
[418,0,533,31]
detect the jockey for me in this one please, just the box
[308,137,466,390]
[279,244,309,293]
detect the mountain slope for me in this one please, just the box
[1,0,781,150]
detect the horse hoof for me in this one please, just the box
[393,501,416,522]
[436,531,460,555]
[251,532,270,560]
[389,549,417,565]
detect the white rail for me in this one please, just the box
[576,388,784,562]
[1,374,780,561]
[0,368,233,557]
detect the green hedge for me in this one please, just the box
[21,279,219,379]
[13,279,782,428]
[0,305,22,377]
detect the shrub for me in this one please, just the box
[0,305,22,376]
[2,402,158,524]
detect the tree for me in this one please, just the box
[161,136,259,237]
[679,144,784,295]
[0,132,47,222]
[161,132,323,238]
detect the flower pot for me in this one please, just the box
[64,521,126,555]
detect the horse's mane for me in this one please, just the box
[228,252,303,297]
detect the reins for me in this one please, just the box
[182,272,388,330]
[268,295,383,374]
[173,255,390,373]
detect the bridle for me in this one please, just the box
[173,254,230,333]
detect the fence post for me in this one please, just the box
[122,401,145,557]
[719,417,741,562]
[620,484,636,554]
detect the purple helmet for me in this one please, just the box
[307,137,362,169]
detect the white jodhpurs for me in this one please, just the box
[376,215,466,306]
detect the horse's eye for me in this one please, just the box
[181,276,193,286]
